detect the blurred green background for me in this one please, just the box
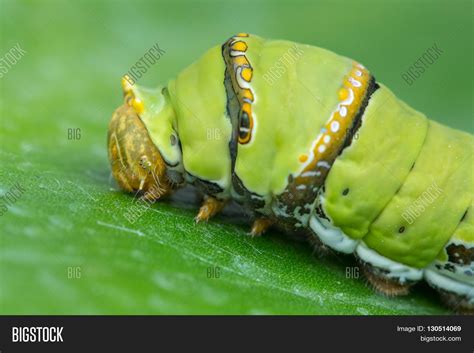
[0,0,472,314]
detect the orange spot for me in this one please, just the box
[299,154,308,163]
[241,67,253,81]
[338,87,348,101]
[232,41,248,52]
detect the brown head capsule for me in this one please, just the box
[107,96,172,201]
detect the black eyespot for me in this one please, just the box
[240,111,250,128]
[398,226,405,233]
[342,188,349,196]
[239,129,248,139]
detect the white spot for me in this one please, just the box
[323,135,331,144]
[230,50,245,57]
[355,70,362,77]
[272,204,290,218]
[301,171,318,177]
[293,206,310,226]
[331,121,340,132]
[318,145,326,153]
[349,77,362,87]
[317,161,331,169]
[296,185,306,190]
[339,106,347,117]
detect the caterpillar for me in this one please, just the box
[107,34,473,313]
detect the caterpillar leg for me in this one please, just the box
[250,217,274,237]
[195,195,227,223]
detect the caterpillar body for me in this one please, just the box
[108,34,473,313]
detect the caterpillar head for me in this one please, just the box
[107,77,179,200]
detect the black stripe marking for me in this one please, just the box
[340,77,379,153]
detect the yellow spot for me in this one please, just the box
[338,87,348,101]
[232,41,248,52]
[241,67,252,82]
[132,98,144,114]
[234,56,249,66]
[242,89,254,101]
[299,154,308,163]
[242,102,252,114]
[236,33,249,37]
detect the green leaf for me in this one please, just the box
[1,0,470,315]
[0,161,449,314]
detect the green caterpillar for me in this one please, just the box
[107,33,473,313]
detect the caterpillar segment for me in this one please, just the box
[308,86,473,311]
[108,33,473,312]
[277,63,378,231]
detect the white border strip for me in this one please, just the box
[356,242,423,283]
[309,215,358,254]
[424,269,474,303]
